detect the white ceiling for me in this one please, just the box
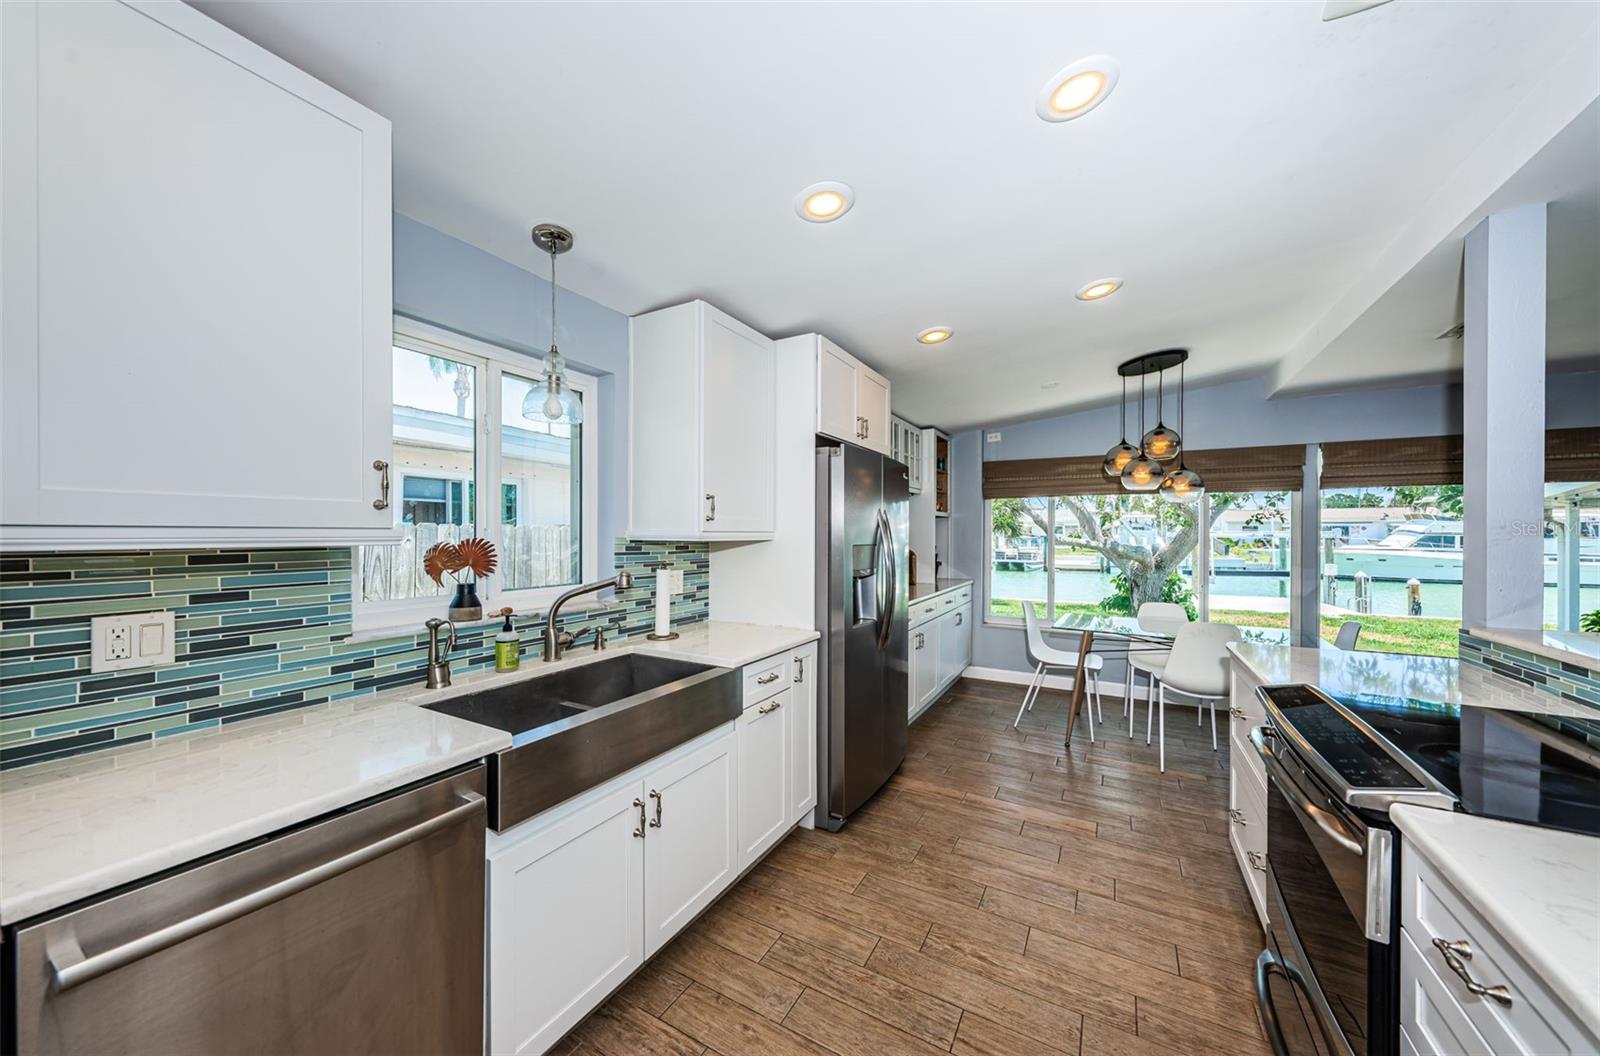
[197,0,1600,429]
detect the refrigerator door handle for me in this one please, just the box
[875,507,895,651]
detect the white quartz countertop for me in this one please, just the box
[1227,641,1589,716]
[1391,805,1600,1035]
[0,620,815,925]
[1466,626,1600,669]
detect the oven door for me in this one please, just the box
[1253,726,1393,1056]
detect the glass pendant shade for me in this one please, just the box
[1120,452,1163,492]
[1102,440,1139,478]
[520,348,584,424]
[1141,422,1181,463]
[1158,465,1204,504]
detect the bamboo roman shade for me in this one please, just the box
[981,444,1306,499]
[1321,428,1600,488]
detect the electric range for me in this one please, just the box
[1248,684,1600,1056]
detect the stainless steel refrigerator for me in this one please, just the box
[814,442,909,830]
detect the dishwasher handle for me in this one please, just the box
[49,791,485,993]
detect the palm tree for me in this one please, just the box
[425,356,472,418]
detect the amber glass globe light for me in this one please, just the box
[1159,465,1204,505]
[1103,441,1139,478]
[1142,422,1181,462]
[1121,453,1162,493]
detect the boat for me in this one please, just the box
[1331,519,1600,586]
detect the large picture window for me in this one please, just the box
[355,321,597,630]
[988,490,1298,640]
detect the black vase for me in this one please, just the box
[449,581,482,621]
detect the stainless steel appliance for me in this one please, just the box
[1250,682,1600,1056]
[6,765,487,1056]
[814,441,910,830]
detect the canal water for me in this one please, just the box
[989,568,1600,623]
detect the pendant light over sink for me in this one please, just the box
[1106,349,1202,500]
[522,223,584,425]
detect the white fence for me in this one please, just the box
[360,523,577,601]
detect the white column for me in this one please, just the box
[1461,204,1546,632]
[1556,498,1581,631]
[1295,444,1322,647]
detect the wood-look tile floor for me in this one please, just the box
[551,678,1271,1056]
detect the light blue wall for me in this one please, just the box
[393,213,629,570]
[958,371,1600,674]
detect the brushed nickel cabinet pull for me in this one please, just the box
[1430,938,1512,1006]
[649,790,663,828]
[633,798,646,838]
[1228,808,1247,826]
[704,493,716,522]
[758,700,782,715]
[372,459,391,510]
[1230,706,1247,720]
[794,656,804,682]
[757,671,781,685]
[1247,850,1267,872]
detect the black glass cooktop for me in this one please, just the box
[1268,683,1600,837]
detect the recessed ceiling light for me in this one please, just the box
[795,181,855,223]
[1036,56,1120,122]
[917,326,953,345]
[1076,277,1123,301]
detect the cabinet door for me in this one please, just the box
[643,727,739,956]
[737,690,791,870]
[856,369,890,454]
[1,0,392,534]
[816,339,858,443]
[488,781,645,1055]
[700,307,774,534]
[956,603,972,668]
[788,645,818,822]
[907,429,922,493]
[912,620,942,714]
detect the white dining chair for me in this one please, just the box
[1016,602,1105,741]
[1148,622,1241,772]
[1124,602,1189,738]
[1334,620,1361,650]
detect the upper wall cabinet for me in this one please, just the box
[814,338,891,456]
[629,301,775,540]
[1,1,395,551]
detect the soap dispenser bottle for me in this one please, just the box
[494,608,520,672]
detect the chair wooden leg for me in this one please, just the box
[1158,683,1167,773]
[1209,697,1218,751]
[1013,663,1044,729]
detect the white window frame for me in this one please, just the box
[981,491,1298,639]
[354,318,599,633]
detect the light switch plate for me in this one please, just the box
[91,611,176,673]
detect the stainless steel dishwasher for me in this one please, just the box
[7,764,486,1056]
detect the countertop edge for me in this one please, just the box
[1390,804,1600,1038]
[0,732,508,925]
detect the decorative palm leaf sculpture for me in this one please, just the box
[423,538,498,586]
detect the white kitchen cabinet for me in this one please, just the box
[939,603,972,687]
[810,336,891,454]
[487,781,645,1055]
[910,586,972,721]
[911,617,942,719]
[737,688,791,870]
[642,730,738,956]
[788,643,818,822]
[0,0,394,550]
[630,300,776,540]
[890,416,923,493]
[488,723,738,1055]
[1227,657,1270,928]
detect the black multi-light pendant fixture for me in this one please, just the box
[1103,349,1204,503]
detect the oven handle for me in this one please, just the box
[1256,949,1344,1056]
[1250,726,1364,857]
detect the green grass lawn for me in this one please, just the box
[989,598,1460,657]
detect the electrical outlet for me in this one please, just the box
[107,624,133,661]
[92,611,176,673]
[986,431,1003,443]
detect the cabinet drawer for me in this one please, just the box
[910,598,942,628]
[1403,844,1596,1054]
[743,653,791,705]
[1400,927,1492,1056]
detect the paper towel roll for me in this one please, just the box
[654,569,673,637]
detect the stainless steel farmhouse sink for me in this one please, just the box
[422,653,739,831]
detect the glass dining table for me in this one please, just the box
[1049,612,1290,745]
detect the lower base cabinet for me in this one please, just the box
[737,687,791,869]
[910,592,971,721]
[487,725,735,1055]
